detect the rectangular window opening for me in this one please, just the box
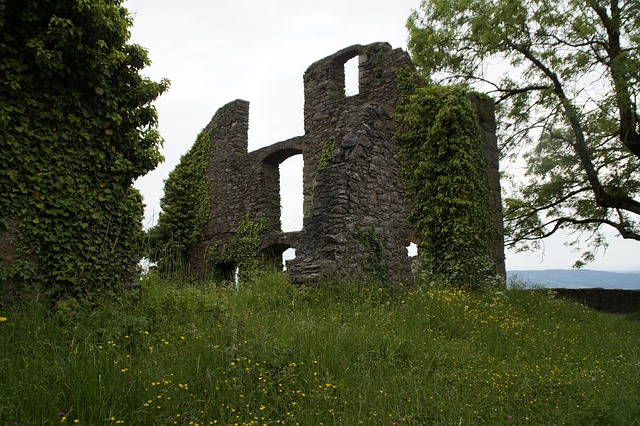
[279,155,303,232]
[344,56,360,97]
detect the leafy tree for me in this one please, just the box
[0,0,168,298]
[408,0,640,266]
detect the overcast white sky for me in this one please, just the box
[127,0,638,272]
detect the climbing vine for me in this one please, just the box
[146,128,213,273]
[0,1,168,299]
[319,138,336,170]
[208,213,266,282]
[394,81,497,287]
[306,138,336,216]
[354,225,388,284]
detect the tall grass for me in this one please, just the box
[1,273,638,425]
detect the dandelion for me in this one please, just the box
[0,317,7,322]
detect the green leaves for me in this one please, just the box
[146,129,213,272]
[408,0,640,262]
[1,0,167,299]
[395,84,498,287]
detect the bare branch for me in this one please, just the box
[505,187,592,224]
[494,84,553,104]
[509,216,640,243]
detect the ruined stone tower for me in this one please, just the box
[188,42,505,283]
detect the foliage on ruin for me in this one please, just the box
[0,0,168,299]
[304,138,337,219]
[207,213,266,281]
[408,0,640,266]
[319,139,336,170]
[395,83,497,287]
[146,129,213,273]
[353,225,388,284]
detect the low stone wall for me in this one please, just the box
[549,288,640,314]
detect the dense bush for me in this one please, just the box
[0,0,168,299]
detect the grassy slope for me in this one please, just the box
[1,273,638,425]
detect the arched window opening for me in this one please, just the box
[280,155,303,232]
[282,247,296,271]
[344,56,360,97]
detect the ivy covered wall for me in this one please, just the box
[0,1,168,299]
[395,83,504,287]
[146,129,212,273]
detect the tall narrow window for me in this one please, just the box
[279,154,303,232]
[344,56,359,96]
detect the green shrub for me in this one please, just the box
[146,129,213,273]
[0,0,168,299]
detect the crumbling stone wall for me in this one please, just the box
[188,100,303,274]
[188,42,505,284]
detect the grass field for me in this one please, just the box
[1,272,639,425]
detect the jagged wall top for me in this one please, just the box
[303,43,413,134]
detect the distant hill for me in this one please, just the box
[507,269,640,290]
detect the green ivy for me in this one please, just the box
[394,83,497,287]
[146,129,213,272]
[208,213,266,282]
[353,225,388,284]
[0,0,168,300]
[319,138,336,170]
[305,138,336,214]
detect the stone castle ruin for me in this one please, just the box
[188,42,505,284]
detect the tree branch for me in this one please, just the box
[506,187,592,223]
[511,40,640,216]
[494,84,553,104]
[509,216,640,243]
[591,0,640,158]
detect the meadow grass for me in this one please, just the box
[0,272,639,425]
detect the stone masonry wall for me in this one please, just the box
[188,42,505,284]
